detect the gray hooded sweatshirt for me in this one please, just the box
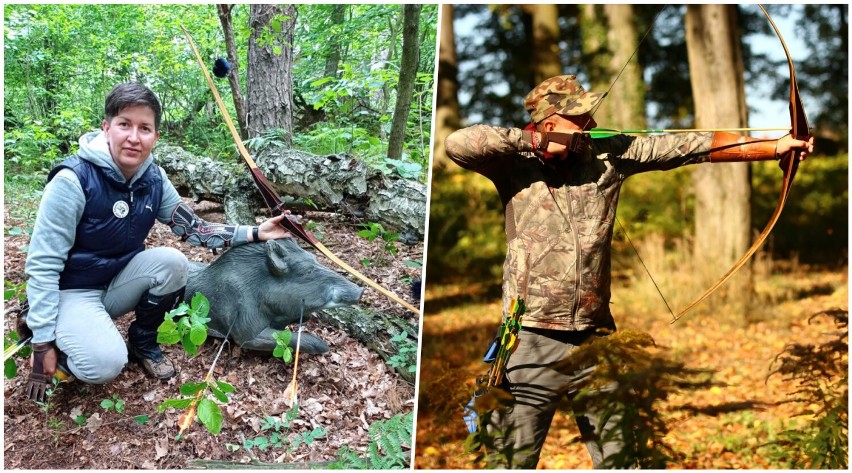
[24,131,250,344]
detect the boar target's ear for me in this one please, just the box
[265,240,290,276]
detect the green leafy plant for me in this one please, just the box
[157,292,210,356]
[244,128,290,152]
[157,377,236,437]
[331,412,413,469]
[235,405,326,454]
[34,378,64,446]
[4,331,32,378]
[357,222,399,257]
[765,309,848,469]
[387,331,417,374]
[272,329,295,363]
[100,394,126,414]
[4,279,27,303]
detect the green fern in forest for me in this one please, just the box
[330,412,413,469]
[766,309,848,469]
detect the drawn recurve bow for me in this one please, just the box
[670,4,810,322]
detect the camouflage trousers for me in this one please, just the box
[486,326,629,469]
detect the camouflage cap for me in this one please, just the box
[524,75,605,123]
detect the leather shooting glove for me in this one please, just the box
[26,342,57,402]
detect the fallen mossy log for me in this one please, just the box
[155,144,425,239]
[320,306,418,384]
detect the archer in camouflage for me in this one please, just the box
[445,74,814,469]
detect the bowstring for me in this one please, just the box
[584,5,677,319]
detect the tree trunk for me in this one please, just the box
[155,144,427,238]
[387,4,422,160]
[320,306,418,384]
[432,4,461,171]
[323,5,346,79]
[217,4,249,140]
[247,4,296,142]
[521,5,562,85]
[580,4,644,130]
[685,4,753,312]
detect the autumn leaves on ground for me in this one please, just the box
[415,262,848,469]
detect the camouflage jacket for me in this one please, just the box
[445,125,713,331]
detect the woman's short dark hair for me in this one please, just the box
[104,83,162,131]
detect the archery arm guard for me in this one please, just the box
[709,132,779,163]
[168,202,243,248]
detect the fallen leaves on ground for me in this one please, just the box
[415,267,847,469]
[3,199,419,469]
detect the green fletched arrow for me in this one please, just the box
[584,126,790,139]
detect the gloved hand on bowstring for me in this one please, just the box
[26,342,57,402]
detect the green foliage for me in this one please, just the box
[197,398,224,435]
[157,377,236,437]
[244,128,290,153]
[157,292,211,356]
[765,309,848,469]
[293,123,384,158]
[100,394,126,414]
[234,405,327,454]
[3,117,63,175]
[426,168,506,283]
[357,222,400,259]
[753,153,848,264]
[387,331,417,374]
[330,412,414,469]
[4,4,434,187]
[272,329,294,363]
[4,331,32,379]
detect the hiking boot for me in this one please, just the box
[127,343,175,379]
[127,288,185,380]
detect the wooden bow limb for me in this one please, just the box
[180,25,420,314]
[670,4,810,323]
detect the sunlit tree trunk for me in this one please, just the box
[580,4,644,130]
[247,4,296,143]
[388,4,422,159]
[686,4,753,312]
[433,4,461,170]
[521,5,562,85]
[217,4,248,139]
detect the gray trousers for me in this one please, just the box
[486,327,626,469]
[54,247,188,384]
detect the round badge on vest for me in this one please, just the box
[113,200,130,218]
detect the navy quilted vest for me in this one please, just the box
[48,156,163,289]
